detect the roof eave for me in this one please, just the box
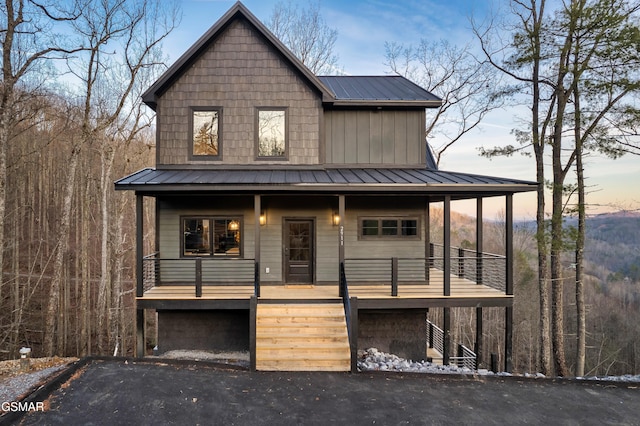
[115,182,537,195]
[326,100,442,108]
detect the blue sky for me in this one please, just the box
[161,0,640,219]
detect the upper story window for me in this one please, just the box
[359,217,420,240]
[257,108,287,158]
[191,108,221,158]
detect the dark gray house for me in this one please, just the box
[115,2,537,371]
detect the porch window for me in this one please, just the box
[256,108,287,158]
[191,108,221,158]
[182,217,241,257]
[358,217,419,239]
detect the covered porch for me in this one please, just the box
[115,167,536,371]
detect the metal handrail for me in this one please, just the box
[340,262,357,373]
[450,344,477,370]
[340,262,351,340]
[344,250,507,294]
[427,319,444,356]
[142,255,257,296]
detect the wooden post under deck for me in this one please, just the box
[443,307,451,365]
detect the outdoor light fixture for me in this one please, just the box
[260,211,266,226]
[332,212,340,226]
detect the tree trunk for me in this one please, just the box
[574,78,586,377]
[550,99,570,376]
[97,142,114,353]
[43,143,80,356]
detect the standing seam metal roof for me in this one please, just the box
[318,76,441,102]
[115,168,537,192]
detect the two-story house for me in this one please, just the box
[115,2,537,372]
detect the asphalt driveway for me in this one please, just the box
[7,358,640,425]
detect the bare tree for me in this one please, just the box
[267,0,340,75]
[43,0,178,356]
[1,1,84,328]
[385,39,510,166]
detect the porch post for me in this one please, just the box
[338,194,345,264]
[443,196,451,296]
[476,197,483,285]
[505,194,514,372]
[505,194,514,296]
[425,198,430,281]
[135,193,145,358]
[254,195,261,263]
[475,197,483,369]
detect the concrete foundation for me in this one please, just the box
[157,310,249,353]
[357,309,427,361]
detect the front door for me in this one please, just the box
[284,219,314,283]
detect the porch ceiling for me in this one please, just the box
[115,167,537,198]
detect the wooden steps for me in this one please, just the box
[255,303,351,372]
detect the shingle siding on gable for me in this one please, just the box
[157,19,322,166]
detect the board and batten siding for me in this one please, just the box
[324,110,426,166]
[156,196,340,284]
[156,18,322,166]
[343,197,427,282]
[156,196,427,284]
[259,197,339,283]
[157,197,256,283]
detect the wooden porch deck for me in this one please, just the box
[139,270,511,309]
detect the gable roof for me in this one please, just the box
[141,1,335,110]
[142,2,442,110]
[319,76,441,107]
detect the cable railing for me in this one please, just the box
[344,249,507,295]
[427,319,444,356]
[339,262,357,372]
[430,243,506,292]
[450,344,477,370]
[427,319,476,370]
[142,254,257,297]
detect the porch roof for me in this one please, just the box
[115,167,537,197]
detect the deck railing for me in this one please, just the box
[340,262,358,373]
[344,246,506,295]
[430,243,506,292]
[142,253,258,296]
[450,344,477,370]
[427,319,444,357]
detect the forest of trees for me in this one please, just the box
[434,210,640,376]
[1,0,639,377]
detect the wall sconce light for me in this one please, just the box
[332,212,340,226]
[259,211,267,226]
